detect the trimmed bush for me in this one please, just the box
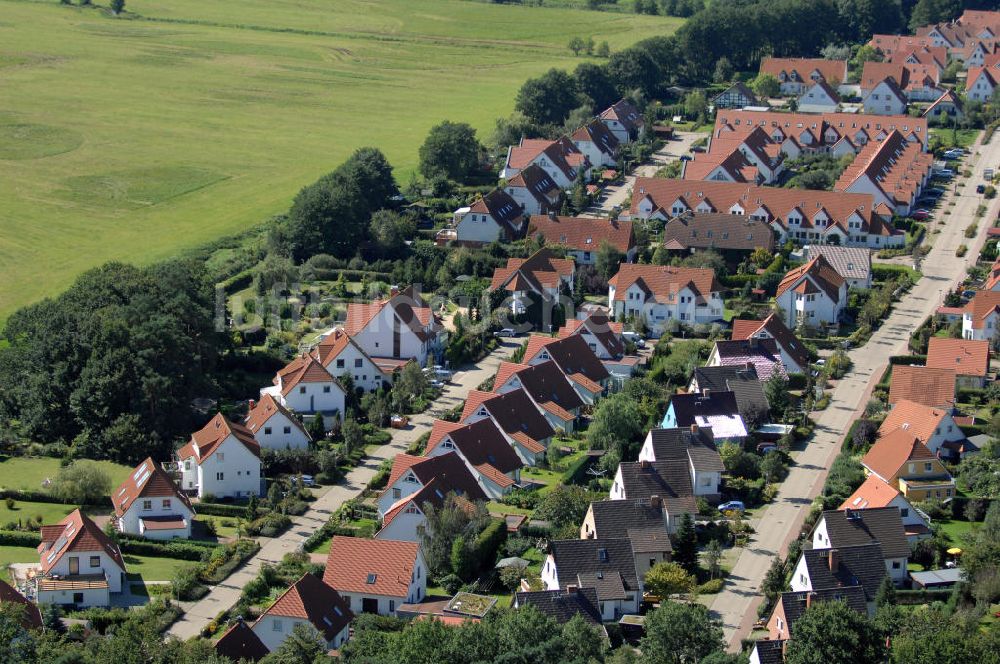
[697,578,724,594]
[0,529,41,546]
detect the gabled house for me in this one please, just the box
[377,452,486,519]
[177,413,262,499]
[767,586,868,641]
[961,290,1000,341]
[862,428,955,501]
[541,538,641,620]
[323,537,427,616]
[730,314,810,375]
[684,127,786,185]
[609,461,697,531]
[775,255,847,329]
[0,579,42,629]
[526,214,636,265]
[112,458,194,540]
[926,337,990,388]
[35,510,126,608]
[660,211,776,257]
[759,57,848,95]
[345,286,444,367]
[834,130,933,216]
[489,248,574,318]
[798,79,841,112]
[215,619,270,663]
[840,475,931,542]
[790,543,887,615]
[557,311,625,360]
[888,366,956,409]
[501,137,592,189]
[504,164,561,216]
[521,334,610,405]
[923,89,965,122]
[878,398,966,456]
[712,81,759,109]
[629,176,904,250]
[580,500,672,580]
[263,354,346,422]
[749,639,786,664]
[460,388,555,465]
[313,327,393,394]
[252,573,353,652]
[688,365,769,422]
[811,507,911,584]
[599,99,645,143]
[660,390,748,443]
[449,189,525,246]
[245,393,311,451]
[376,477,478,543]
[860,61,942,102]
[493,360,584,433]
[608,263,724,335]
[966,66,998,101]
[984,256,1000,291]
[707,338,787,381]
[513,587,604,628]
[803,245,872,289]
[636,426,724,499]
[571,119,620,168]
[424,419,524,498]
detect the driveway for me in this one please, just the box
[166,342,511,640]
[711,130,1000,650]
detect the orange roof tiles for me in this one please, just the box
[112,457,193,518]
[245,393,310,439]
[840,475,903,511]
[490,248,575,294]
[180,413,261,463]
[776,255,845,300]
[834,131,934,208]
[760,57,848,85]
[925,337,990,377]
[963,290,1000,329]
[39,509,124,574]
[863,428,936,481]
[888,366,956,408]
[526,215,634,254]
[258,573,353,641]
[324,537,420,598]
[276,354,337,396]
[877,399,949,446]
[608,263,721,304]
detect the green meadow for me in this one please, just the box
[0,0,680,321]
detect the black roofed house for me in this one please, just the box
[215,618,270,662]
[790,542,888,615]
[712,81,760,109]
[609,460,697,532]
[688,364,769,422]
[766,586,867,641]
[660,212,776,265]
[661,390,748,444]
[504,163,561,216]
[636,426,724,501]
[540,538,640,620]
[599,98,645,144]
[749,639,786,664]
[447,189,525,246]
[514,587,606,632]
[580,499,672,580]
[811,507,910,585]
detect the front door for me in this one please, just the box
[68,557,79,575]
[362,597,379,614]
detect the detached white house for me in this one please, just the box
[313,328,393,394]
[35,510,126,608]
[541,538,641,620]
[504,164,561,216]
[962,290,1000,341]
[262,354,346,424]
[862,77,909,115]
[571,119,620,168]
[775,254,847,329]
[599,99,645,143]
[608,264,724,335]
[244,393,311,451]
[966,66,998,102]
[344,287,444,368]
[177,413,263,499]
[449,189,525,246]
[112,458,194,540]
[324,537,427,616]
[252,573,353,653]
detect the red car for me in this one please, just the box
[911,209,930,221]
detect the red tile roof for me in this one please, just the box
[526,215,634,254]
[258,573,353,642]
[962,290,1000,330]
[112,457,193,518]
[760,57,848,85]
[863,428,936,481]
[834,131,934,209]
[0,579,41,629]
[888,366,956,408]
[39,509,124,574]
[730,313,810,370]
[179,413,261,463]
[776,255,845,300]
[490,248,575,293]
[244,393,310,440]
[344,287,441,341]
[608,263,721,305]
[276,354,337,396]
[840,475,904,511]
[925,337,990,377]
[323,537,420,598]
[878,399,949,447]
[381,477,478,529]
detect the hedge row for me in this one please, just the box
[0,530,41,546]
[472,519,507,575]
[894,588,954,605]
[118,538,215,562]
[0,487,112,508]
[872,264,917,281]
[561,454,595,486]
[889,354,928,365]
[957,387,989,402]
[195,502,261,518]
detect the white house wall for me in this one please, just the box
[253,411,311,450]
[194,436,262,499]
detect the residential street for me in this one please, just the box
[167,341,512,640]
[712,132,1000,650]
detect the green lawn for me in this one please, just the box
[121,553,196,582]
[0,500,81,528]
[0,544,43,578]
[937,518,975,548]
[0,0,680,321]
[0,456,133,493]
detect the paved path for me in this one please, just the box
[711,132,1000,650]
[167,342,512,640]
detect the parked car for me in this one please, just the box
[430,379,446,388]
[936,169,955,178]
[719,501,745,513]
[978,184,987,194]
[911,209,931,221]
[943,149,964,160]
[494,328,518,338]
[679,155,692,162]
[756,443,778,455]
[390,415,409,429]
[622,331,646,348]
[300,475,316,487]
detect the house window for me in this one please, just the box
[264,427,272,435]
[273,620,283,632]
[336,359,345,369]
[389,600,395,613]
[216,472,224,481]
[162,499,171,509]
[393,488,402,499]
[90,556,100,568]
[284,426,291,434]
[142,500,152,510]
[323,386,331,393]
[185,461,191,471]
[299,386,307,394]
[900,508,909,517]
[925,463,932,472]
[355,359,363,368]
[218,453,224,462]
[73,593,84,604]
[892,561,901,569]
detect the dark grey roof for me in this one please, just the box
[691,364,759,393]
[616,461,697,514]
[644,427,726,474]
[549,538,639,599]
[752,639,786,664]
[588,500,666,539]
[514,588,602,626]
[802,543,887,602]
[626,527,673,554]
[804,245,871,283]
[727,377,770,415]
[669,391,742,425]
[778,587,867,636]
[820,507,910,560]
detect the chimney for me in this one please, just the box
[650,495,662,510]
[806,591,815,609]
[640,460,651,470]
[690,424,699,434]
[701,388,711,398]
[566,584,578,594]
[549,210,557,220]
[248,399,256,411]
[828,549,839,572]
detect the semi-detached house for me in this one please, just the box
[504,164,561,216]
[607,263,724,335]
[609,460,697,532]
[489,248,574,317]
[501,136,592,190]
[492,360,585,433]
[446,188,525,246]
[521,334,610,405]
[312,327,394,395]
[636,426,724,500]
[460,388,555,465]
[599,98,645,144]
[344,286,444,368]
[571,119,620,169]
[811,507,911,584]
[424,418,524,499]
[730,314,810,375]
[261,353,346,425]
[759,57,847,95]
[252,573,353,653]
[541,537,641,620]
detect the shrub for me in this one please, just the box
[697,578,725,594]
[985,185,997,199]
[50,461,111,505]
[439,573,463,595]
[957,244,968,257]
[505,536,532,558]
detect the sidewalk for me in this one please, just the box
[711,130,1000,650]
[166,342,512,640]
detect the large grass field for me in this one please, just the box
[0,0,680,321]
